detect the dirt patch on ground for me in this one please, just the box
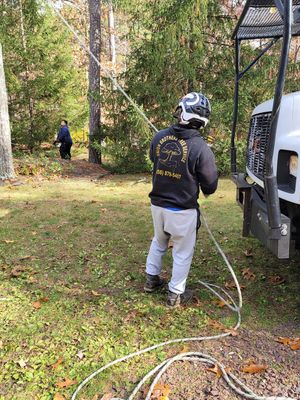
[59,159,110,180]
[148,327,300,400]
[0,158,110,186]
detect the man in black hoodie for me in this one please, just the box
[144,92,218,307]
[54,120,73,160]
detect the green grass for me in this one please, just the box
[0,176,299,400]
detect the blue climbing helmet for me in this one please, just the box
[175,92,211,128]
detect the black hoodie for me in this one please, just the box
[149,124,218,209]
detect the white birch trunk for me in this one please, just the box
[108,0,116,68]
[0,44,15,180]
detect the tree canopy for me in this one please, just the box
[1,0,300,171]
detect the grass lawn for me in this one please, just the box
[0,173,299,400]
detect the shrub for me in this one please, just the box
[212,136,247,176]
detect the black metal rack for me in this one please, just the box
[231,0,300,240]
[232,0,300,40]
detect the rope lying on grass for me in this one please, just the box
[45,3,296,399]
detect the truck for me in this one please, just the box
[231,0,300,259]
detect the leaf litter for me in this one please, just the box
[276,337,300,351]
[56,378,77,388]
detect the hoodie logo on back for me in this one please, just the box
[155,135,188,179]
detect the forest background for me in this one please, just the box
[1,0,300,174]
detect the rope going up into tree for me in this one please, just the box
[46,0,158,135]
[45,3,296,400]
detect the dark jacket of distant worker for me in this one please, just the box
[144,92,218,307]
[55,120,73,160]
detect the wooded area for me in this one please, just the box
[1,1,300,399]
[1,0,300,174]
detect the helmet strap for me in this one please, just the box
[173,106,182,121]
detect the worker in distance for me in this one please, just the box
[53,119,73,160]
[144,92,218,307]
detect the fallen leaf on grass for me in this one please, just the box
[54,394,65,400]
[207,318,226,331]
[276,337,300,351]
[18,359,27,368]
[32,301,41,309]
[99,393,113,400]
[39,296,49,303]
[241,364,268,374]
[100,208,108,213]
[76,350,85,360]
[290,340,300,351]
[2,240,15,244]
[215,299,232,308]
[124,311,138,322]
[27,276,38,283]
[276,336,292,346]
[19,255,35,261]
[179,345,190,354]
[11,266,29,277]
[225,328,239,337]
[91,290,101,297]
[225,280,246,290]
[269,275,285,285]
[244,249,253,257]
[56,378,77,388]
[52,357,64,370]
[242,268,256,281]
[30,269,39,276]
[152,383,171,399]
[207,318,238,336]
[207,364,222,378]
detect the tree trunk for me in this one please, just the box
[108,0,116,68]
[88,0,101,164]
[0,44,15,180]
[19,0,35,151]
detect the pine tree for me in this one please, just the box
[0,0,87,150]
[102,0,300,173]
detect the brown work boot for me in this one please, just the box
[144,274,166,293]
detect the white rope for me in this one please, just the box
[69,213,295,400]
[44,4,295,399]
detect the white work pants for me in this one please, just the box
[146,204,197,294]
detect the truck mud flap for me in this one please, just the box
[250,189,291,259]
